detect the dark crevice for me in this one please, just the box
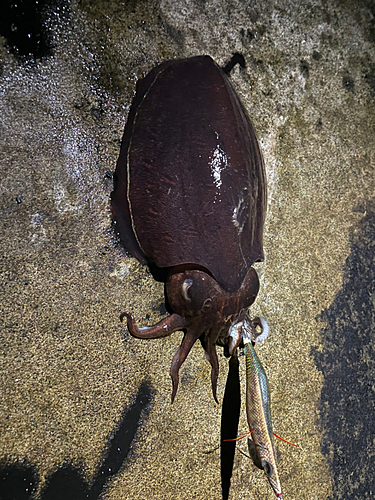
[0,0,70,60]
[222,53,246,75]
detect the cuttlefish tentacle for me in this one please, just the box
[170,328,201,403]
[204,340,219,403]
[121,312,188,339]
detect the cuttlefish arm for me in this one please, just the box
[121,311,205,402]
[121,311,187,338]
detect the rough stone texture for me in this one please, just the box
[0,0,374,499]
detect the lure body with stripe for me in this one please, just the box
[244,341,283,499]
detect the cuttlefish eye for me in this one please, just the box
[181,278,211,311]
[166,270,219,317]
[182,279,193,302]
[202,298,212,310]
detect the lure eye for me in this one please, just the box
[263,462,273,476]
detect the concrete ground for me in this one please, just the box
[0,0,374,499]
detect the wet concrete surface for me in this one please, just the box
[0,0,374,499]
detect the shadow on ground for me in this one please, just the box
[314,203,375,499]
[220,354,241,500]
[0,381,154,500]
